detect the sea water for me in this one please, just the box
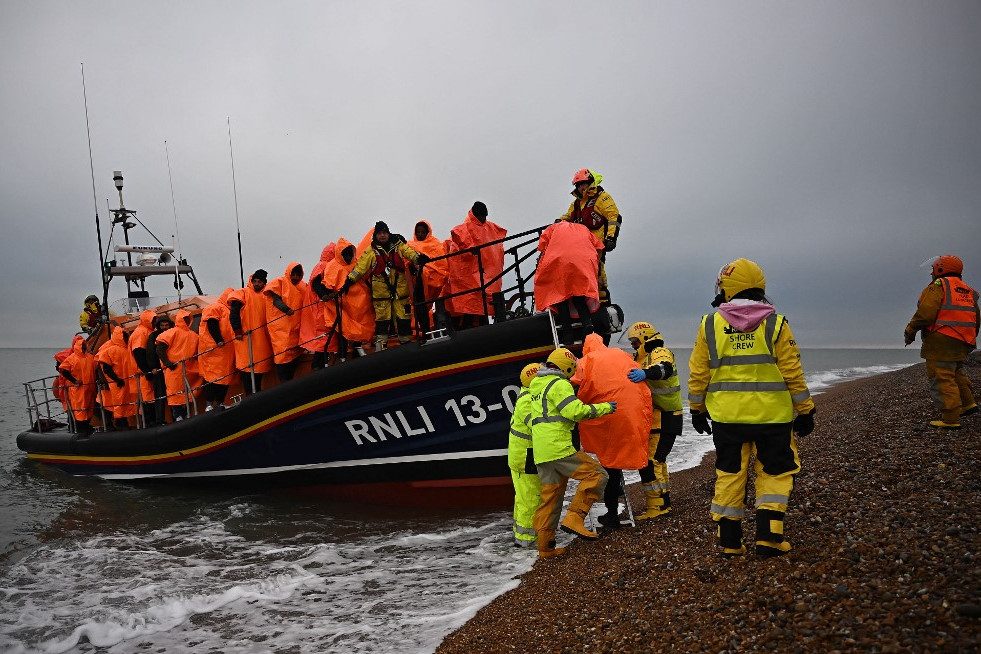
[0,347,919,653]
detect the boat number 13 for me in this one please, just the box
[444,385,521,427]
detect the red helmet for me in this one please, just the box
[572,168,593,186]
[932,254,963,277]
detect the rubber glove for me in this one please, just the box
[608,401,618,413]
[793,409,816,437]
[691,410,712,435]
[627,369,646,383]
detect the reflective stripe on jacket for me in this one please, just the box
[528,370,611,465]
[688,312,812,424]
[642,346,683,412]
[927,277,979,348]
[507,390,534,472]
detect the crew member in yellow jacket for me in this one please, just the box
[530,348,616,558]
[508,363,542,548]
[558,169,622,309]
[688,258,815,558]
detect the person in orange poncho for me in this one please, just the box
[198,288,237,411]
[446,202,506,330]
[408,220,449,334]
[156,309,201,421]
[128,309,157,425]
[571,333,652,529]
[229,270,273,394]
[320,238,374,362]
[536,220,607,346]
[264,262,306,381]
[53,334,84,413]
[58,335,98,434]
[303,243,336,369]
[97,327,139,429]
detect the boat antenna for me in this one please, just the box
[227,117,245,287]
[164,140,184,302]
[81,63,108,309]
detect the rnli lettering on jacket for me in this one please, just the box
[928,277,979,347]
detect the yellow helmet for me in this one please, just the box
[519,363,541,388]
[715,258,766,303]
[546,347,578,377]
[627,321,661,344]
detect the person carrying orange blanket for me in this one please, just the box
[408,220,449,334]
[128,309,157,425]
[571,333,652,529]
[97,327,139,429]
[156,309,201,421]
[535,220,606,345]
[199,288,237,411]
[229,270,273,394]
[320,238,374,362]
[264,262,306,381]
[58,336,97,434]
[446,202,506,330]
[302,243,336,369]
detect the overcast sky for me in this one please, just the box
[1,1,979,349]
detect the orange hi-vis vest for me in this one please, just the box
[928,276,979,347]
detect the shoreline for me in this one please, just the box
[437,357,981,652]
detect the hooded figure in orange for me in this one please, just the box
[156,309,201,421]
[446,202,506,329]
[321,238,374,361]
[571,333,652,528]
[199,288,237,410]
[229,269,273,394]
[264,262,306,381]
[536,221,606,346]
[303,243,336,369]
[129,310,157,414]
[97,327,139,428]
[408,220,449,332]
[59,335,98,433]
[53,334,85,411]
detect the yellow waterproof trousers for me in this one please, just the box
[509,444,541,548]
[926,359,976,424]
[533,451,607,538]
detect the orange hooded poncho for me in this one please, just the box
[265,262,306,365]
[157,309,201,407]
[408,220,449,302]
[571,334,652,469]
[129,310,156,402]
[59,336,97,421]
[446,211,507,316]
[229,274,275,374]
[535,221,604,312]
[97,327,139,418]
[198,289,238,384]
[322,238,375,344]
[300,243,335,354]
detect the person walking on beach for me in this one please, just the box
[530,347,617,558]
[904,254,979,429]
[508,363,543,549]
[626,321,684,520]
[688,258,815,558]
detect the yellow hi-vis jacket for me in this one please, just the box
[634,344,683,413]
[507,390,534,472]
[688,312,814,424]
[529,369,613,465]
[558,187,621,242]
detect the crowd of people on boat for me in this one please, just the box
[51,169,625,433]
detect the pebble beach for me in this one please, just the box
[437,355,981,653]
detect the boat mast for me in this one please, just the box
[80,63,109,309]
[111,171,138,296]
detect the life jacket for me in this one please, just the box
[571,192,607,231]
[927,276,979,347]
[372,244,406,276]
[701,312,794,424]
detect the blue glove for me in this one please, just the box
[608,401,618,413]
[627,369,646,383]
[691,411,712,435]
